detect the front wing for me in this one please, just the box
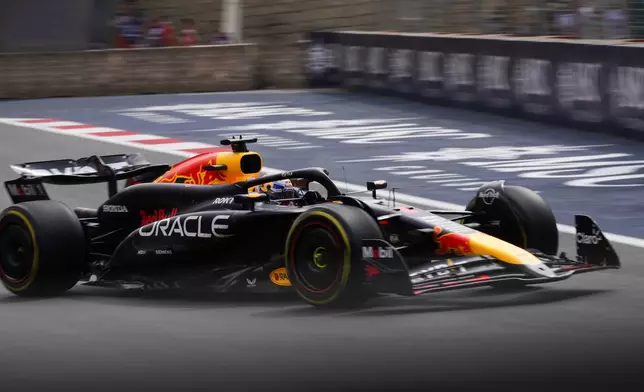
[361,215,621,296]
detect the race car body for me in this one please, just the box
[0,138,621,307]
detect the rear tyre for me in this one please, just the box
[284,203,384,308]
[0,201,86,297]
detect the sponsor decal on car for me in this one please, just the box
[361,246,394,259]
[103,205,129,213]
[155,249,172,255]
[212,197,235,204]
[270,267,291,287]
[138,214,232,238]
[140,208,179,226]
[477,189,500,205]
[246,278,257,288]
[365,264,381,277]
[433,226,474,256]
[5,183,47,197]
[577,228,603,245]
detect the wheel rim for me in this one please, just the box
[0,223,34,283]
[290,222,344,294]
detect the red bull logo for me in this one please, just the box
[154,150,261,187]
[140,208,179,226]
[433,226,474,256]
[156,158,228,185]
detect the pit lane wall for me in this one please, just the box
[304,31,644,141]
[0,43,306,99]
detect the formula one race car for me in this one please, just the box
[0,137,621,308]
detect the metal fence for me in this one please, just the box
[382,0,640,39]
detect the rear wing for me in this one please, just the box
[4,153,170,204]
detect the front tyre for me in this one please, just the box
[464,182,558,290]
[0,201,86,297]
[465,183,558,255]
[284,204,383,308]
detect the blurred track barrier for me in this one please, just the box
[303,31,644,141]
[375,0,634,39]
[0,43,307,99]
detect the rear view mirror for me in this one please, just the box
[366,180,387,191]
[307,181,328,198]
[366,180,387,199]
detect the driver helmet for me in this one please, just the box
[256,179,304,205]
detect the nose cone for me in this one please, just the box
[467,232,541,265]
[465,232,558,278]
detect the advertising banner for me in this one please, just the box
[304,32,644,140]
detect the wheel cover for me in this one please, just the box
[0,223,34,283]
[290,222,344,294]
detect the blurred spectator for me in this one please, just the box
[207,20,231,44]
[555,11,577,35]
[145,17,165,47]
[112,1,143,48]
[160,16,177,46]
[212,30,231,44]
[179,18,200,46]
[603,6,628,38]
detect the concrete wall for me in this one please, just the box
[0,44,261,99]
[243,0,385,43]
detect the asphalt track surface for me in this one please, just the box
[1,106,644,391]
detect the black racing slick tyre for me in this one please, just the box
[284,203,384,308]
[464,184,558,290]
[0,201,86,297]
[465,185,558,255]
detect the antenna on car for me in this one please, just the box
[341,165,348,194]
[386,187,398,208]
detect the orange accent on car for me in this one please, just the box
[153,149,262,186]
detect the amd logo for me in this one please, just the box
[478,55,510,91]
[445,53,474,89]
[514,58,552,97]
[418,51,443,82]
[557,62,601,107]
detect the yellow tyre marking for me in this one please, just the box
[285,210,351,306]
[2,210,39,292]
[312,247,327,269]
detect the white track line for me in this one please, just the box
[2,117,643,249]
